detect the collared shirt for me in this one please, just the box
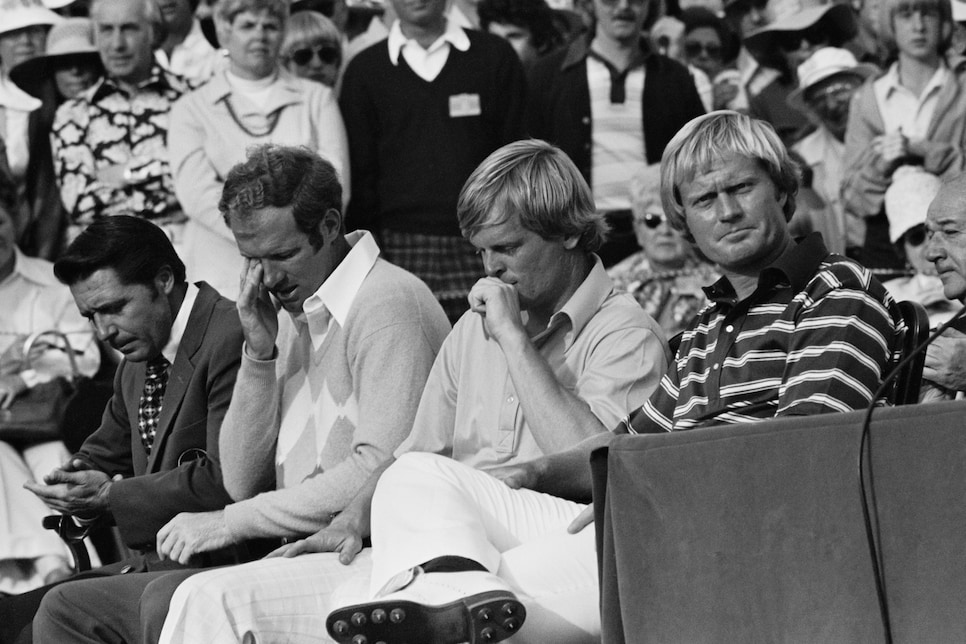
[625,234,905,433]
[295,230,379,351]
[0,249,99,387]
[52,65,192,228]
[160,281,199,365]
[397,256,670,469]
[874,61,949,139]
[387,17,470,82]
[586,51,646,211]
[155,18,224,85]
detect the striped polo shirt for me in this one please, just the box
[623,234,906,433]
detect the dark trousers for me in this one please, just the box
[0,554,195,644]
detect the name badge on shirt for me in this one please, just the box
[449,93,481,118]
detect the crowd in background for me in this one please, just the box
[3,0,966,606]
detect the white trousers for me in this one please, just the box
[160,453,600,643]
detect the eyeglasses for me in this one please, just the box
[903,225,927,247]
[288,44,340,66]
[894,1,941,19]
[683,40,722,59]
[778,25,829,52]
[639,212,665,229]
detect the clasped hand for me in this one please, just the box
[23,458,114,517]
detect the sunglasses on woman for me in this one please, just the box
[289,44,341,66]
[683,40,722,60]
[903,225,927,248]
[638,212,665,229]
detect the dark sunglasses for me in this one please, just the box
[683,40,722,59]
[641,212,665,229]
[778,26,829,52]
[903,225,927,247]
[289,44,340,66]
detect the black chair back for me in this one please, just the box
[891,300,929,405]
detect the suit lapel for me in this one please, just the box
[145,284,215,472]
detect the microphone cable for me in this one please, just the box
[857,303,966,644]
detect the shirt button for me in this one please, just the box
[726,325,734,333]
[582,116,590,124]
[712,363,719,371]
[507,396,515,403]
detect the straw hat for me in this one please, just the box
[9,17,100,89]
[885,167,942,244]
[786,47,877,114]
[0,0,63,37]
[744,3,856,61]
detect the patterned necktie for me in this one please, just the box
[138,356,170,454]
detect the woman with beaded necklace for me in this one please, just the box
[169,0,349,300]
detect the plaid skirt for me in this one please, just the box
[379,229,482,324]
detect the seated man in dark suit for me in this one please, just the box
[0,215,243,644]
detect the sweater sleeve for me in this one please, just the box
[223,297,447,539]
[218,347,282,502]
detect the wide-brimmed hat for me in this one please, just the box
[9,17,100,90]
[885,166,942,243]
[0,0,63,37]
[787,47,877,114]
[744,3,856,61]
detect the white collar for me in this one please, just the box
[298,231,380,348]
[387,17,470,65]
[161,282,199,365]
[4,248,57,287]
[883,60,949,98]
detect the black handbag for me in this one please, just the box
[0,330,82,445]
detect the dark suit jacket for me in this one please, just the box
[527,36,705,185]
[73,282,243,549]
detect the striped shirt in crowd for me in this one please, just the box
[622,234,906,433]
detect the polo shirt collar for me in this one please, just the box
[387,17,470,65]
[297,231,380,349]
[704,232,830,305]
[543,255,613,349]
[560,34,653,71]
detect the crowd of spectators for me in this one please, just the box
[2,0,966,639]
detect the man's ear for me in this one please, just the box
[155,265,176,296]
[563,234,581,250]
[317,208,343,243]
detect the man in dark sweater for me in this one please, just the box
[339,0,526,323]
[527,0,704,266]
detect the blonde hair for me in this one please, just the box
[660,111,799,240]
[458,139,608,252]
